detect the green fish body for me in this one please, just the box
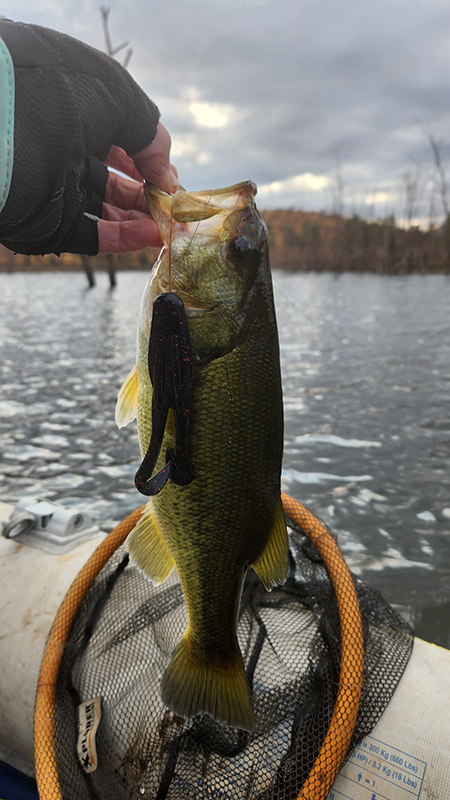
[116,181,288,732]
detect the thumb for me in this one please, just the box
[132,123,180,194]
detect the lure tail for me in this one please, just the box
[135,292,194,496]
[161,631,255,732]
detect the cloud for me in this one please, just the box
[364,192,393,206]
[258,173,330,208]
[260,174,330,194]
[171,134,213,165]
[5,0,450,220]
[189,101,233,129]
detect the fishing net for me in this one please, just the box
[34,497,413,800]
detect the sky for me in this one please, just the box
[3,0,450,224]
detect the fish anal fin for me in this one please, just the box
[115,365,138,429]
[161,632,255,732]
[251,498,289,591]
[126,503,174,585]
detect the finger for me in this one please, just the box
[102,202,149,223]
[98,218,162,254]
[104,171,148,213]
[132,122,180,193]
[104,145,142,182]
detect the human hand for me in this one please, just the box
[99,123,180,254]
[0,21,181,258]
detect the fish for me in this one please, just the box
[115,180,288,732]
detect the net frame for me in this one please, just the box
[34,506,145,800]
[34,495,365,800]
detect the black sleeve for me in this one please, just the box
[0,20,160,256]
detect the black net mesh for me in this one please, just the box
[50,517,413,800]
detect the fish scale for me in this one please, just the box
[152,329,281,644]
[116,181,288,731]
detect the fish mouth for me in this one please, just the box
[145,180,258,245]
[147,180,259,314]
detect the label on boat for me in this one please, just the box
[328,637,450,799]
[330,737,426,799]
[77,696,102,773]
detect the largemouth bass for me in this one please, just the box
[116,180,288,732]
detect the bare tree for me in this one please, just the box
[80,255,95,287]
[330,149,345,217]
[100,6,133,67]
[81,9,133,288]
[401,164,421,228]
[426,132,449,219]
[364,188,376,222]
[427,174,439,231]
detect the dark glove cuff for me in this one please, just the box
[0,157,108,256]
[58,213,99,256]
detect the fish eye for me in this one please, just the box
[228,236,253,259]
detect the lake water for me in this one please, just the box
[0,270,449,647]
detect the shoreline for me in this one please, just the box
[2,208,450,275]
[1,265,449,275]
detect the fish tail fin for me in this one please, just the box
[161,632,255,732]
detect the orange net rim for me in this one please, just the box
[280,493,364,800]
[33,495,364,800]
[34,505,145,800]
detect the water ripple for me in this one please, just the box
[0,270,449,646]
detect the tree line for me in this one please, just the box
[263,209,450,273]
[1,209,450,275]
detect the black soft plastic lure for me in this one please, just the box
[135,293,194,496]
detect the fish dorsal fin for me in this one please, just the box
[115,365,138,429]
[251,498,289,591]
[126,502,175,585]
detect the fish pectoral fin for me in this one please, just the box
[161,632,255,732]
[126,503,175,585]
[115,365,138,429]
[251,498,289,591]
